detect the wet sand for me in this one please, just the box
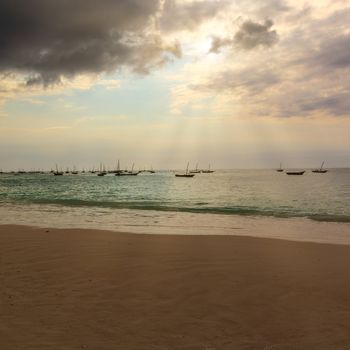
[1,224,350,349]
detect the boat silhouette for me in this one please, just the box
[312,161,328,173]
[175,162,195,177]
[286,170,305,175]
[201,164,214,173]
[276,163,284,172]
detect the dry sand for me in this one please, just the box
[1,224,350,350]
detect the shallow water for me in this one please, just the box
[0,169,349,244]
[0,169,349,222]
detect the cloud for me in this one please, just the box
[209,36,232,54]
[209,19,279,53]
[0,72,99,106]
[95,79,121,90]
[198,66,280,95]
[0,0,181,86]
[298,93,350,117]
[257,0,291,17]
[159,0,229,32]
[312,33,350,69]
[234,19,279,50]
[174,3,350,120]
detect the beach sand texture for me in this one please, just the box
[1,224,350,349]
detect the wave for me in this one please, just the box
[307,215,350,223]
[11,198,349,224]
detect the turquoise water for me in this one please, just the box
[0,169,349,223]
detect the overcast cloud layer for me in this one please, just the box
[170,1,350,119]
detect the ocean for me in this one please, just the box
[1,169,349,244]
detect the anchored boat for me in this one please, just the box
[286,170,305,175]
[312,161,328,173]
[175,162,195,177]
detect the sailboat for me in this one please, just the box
[114,160,123,175]
[276,163,284,172]
[190,163,201,174]
[126,163,139,176]
[175,163,195,177]
[97,163,107,176]
[115,161,139,176]
[71,166,79,175]
[312,161,328,173]
[53,164,64,176]
[201,164,214,173]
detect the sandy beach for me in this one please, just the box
[1,224,350,350]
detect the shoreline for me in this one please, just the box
[1,203,350,245]
[1,221,350,247]
[2,224,350,349]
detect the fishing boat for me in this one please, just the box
[190,163,201,174]
[312,161,328,173]
[113,160,123,175]
[201,164,214,173]
[286,170,305,175]
[97,163,107,176]
[53,164,63,176]
[127,163,140,175]
[175,163,195,177]
[71,166,79,175]
[115,162,139,176]
[276,163,284,172]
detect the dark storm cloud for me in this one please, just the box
[0,0,182,85]
[209,19,278,53]
[159,0,229,32]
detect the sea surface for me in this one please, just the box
[0,169,349,244]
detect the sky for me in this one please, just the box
[0,0,349,170]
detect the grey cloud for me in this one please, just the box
[284,6,312,23]
[288,9,350,70]
[195,67,280,95]
[298,93,350,117]
[160,0,229,32]
[209,19,278,53]
[257,0,291,17]
[313,34,350,69]
[197,29,350,118]
[272,88,350,118]
[234,19,279,50]
[209,36,232,54]
[198,7,350,119]
[0,0,181,86]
